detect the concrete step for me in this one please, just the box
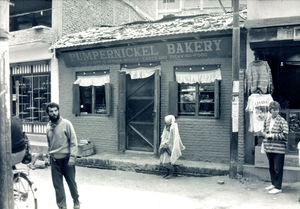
[25,134,229,177]
[285,154,300,167]
[76,153,229,177]
[255,146,299,167]
[243,164,300,183]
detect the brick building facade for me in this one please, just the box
[53,12,247,163]
[9,0,247,166]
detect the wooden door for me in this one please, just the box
[126,73,156,152]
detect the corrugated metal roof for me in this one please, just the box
[52,10,246,50]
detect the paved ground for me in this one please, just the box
[21,165,300,209]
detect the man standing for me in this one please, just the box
[46,102,80,209]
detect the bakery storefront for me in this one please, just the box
[245,24,300,165]
[54,17,246,163]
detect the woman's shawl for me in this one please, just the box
[170,122,185,164]
[160,115,185,164]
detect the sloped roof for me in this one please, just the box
[52,10,246,50]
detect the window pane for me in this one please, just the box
[80,86,92,114]
[95,86,106,114]
[178,84,196,115]
[14,74,51,122]
[199,83,214,116]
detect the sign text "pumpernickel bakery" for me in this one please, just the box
[62,37,231,67]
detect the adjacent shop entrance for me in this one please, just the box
[118,65,160,153]
[254,46,300,154]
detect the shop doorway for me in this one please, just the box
[118,68,160,153]
[265,51,300,153]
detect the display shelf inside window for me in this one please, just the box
[16,75,50,122]
[198,83,214,116]
[33,76,50,122]
[17,81,31,121]
[282,110,300,152]
[178,84,196,115]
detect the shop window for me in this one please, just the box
[9,0,52,32]
[168,65,221,118]
[73,70,111,116]
[11,62,51,122]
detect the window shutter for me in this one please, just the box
[72,84,80,116]
[118,72,127,152]
[105,83,111,116]
[214,80,221,119]
[154,69,161,155]
[168,81,178,117]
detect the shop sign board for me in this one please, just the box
[60,37,232,67]
[249,25,300,42]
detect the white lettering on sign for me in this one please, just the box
[166,39,222,54]
[69,45,159,62]
[65,38,228,67]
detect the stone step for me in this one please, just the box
[255,146,300,167]
[243,164,300,183]
[25,133,229,177]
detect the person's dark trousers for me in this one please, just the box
[266,152,285,190]
[50,156,79,208]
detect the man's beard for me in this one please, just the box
[49,114,60,122]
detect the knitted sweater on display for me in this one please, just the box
[246,60,273,94]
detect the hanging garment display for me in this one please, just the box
[246,60,273,94]
[246,93,274,134]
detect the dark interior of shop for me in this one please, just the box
[254,47,300,153]
[256,47,300,110]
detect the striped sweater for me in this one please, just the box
[263,115,289,154]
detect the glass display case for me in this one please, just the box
[280,109,300,153]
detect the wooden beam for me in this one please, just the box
[245,16,300,29]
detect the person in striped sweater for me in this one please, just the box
[261,101,289,194]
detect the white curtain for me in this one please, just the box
[175,68,222,84]
[121,66,160,79]
[74,74,110,87]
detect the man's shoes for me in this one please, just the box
[73,199,80,209]
[265,185,275,190]
[268,188,282,194]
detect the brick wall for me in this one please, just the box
[58,55,233,162]
[58,59,120,154]
[161,57,232,163]
[58,34,247,164]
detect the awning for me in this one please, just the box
[74,74,110,87]
[121,66,160,79]
[175,68,222,84]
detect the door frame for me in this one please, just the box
[118,69,160,154]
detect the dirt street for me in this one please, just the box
[27,166,300,209]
